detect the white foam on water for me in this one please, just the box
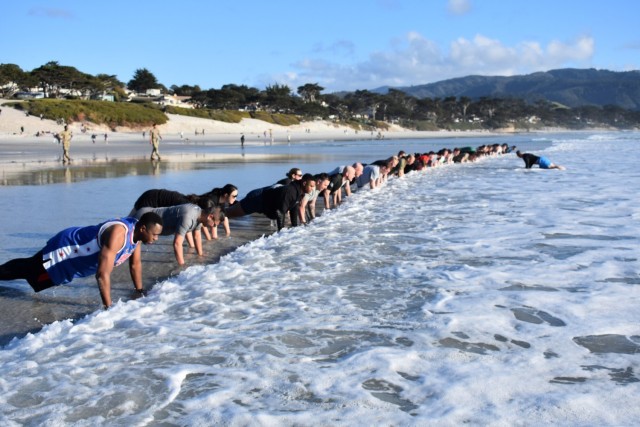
[0,132,639,425]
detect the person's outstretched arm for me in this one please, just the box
[185,231,195,247]
[223,217,231,236]
[128,244,144,293]
[96,225,126,308]
[322,189,331,209]
[298,197,308,225]
[173,233,186,265]
[194,229,203,256]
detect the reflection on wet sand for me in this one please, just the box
[1,160,163,185]
[0,154,306,186]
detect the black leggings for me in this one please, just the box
[0,251,55,292]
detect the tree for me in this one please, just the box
[440,96,458,124]
[206,87,245,109]
[0,63,26,97]
[459,96,471,120]
[194,84,263,110]
[170,84,202,96]
[29,61,61,97]
[264,83,294,112]
[30,61,93,98]
[190,89,213,109]
[221,84,262,109]
[297,83,324,103]
[94,74,123,91]
[345,90,382,120]
[128,68,159,93]
[84,74,125,100]
[383,89,416,121]
[475,97,499,120]
[323,93,349,120]
[413,97,441,122]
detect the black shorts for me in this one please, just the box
[0,251,56,292]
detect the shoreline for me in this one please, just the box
[0,115,510,343]
[0,99,518,178]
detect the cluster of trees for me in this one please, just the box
[2,62,639,130]
[171,82,640,130]
[0,62,125,100]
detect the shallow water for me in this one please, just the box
[0,132,639,425]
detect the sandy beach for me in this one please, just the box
[0,99,499,177]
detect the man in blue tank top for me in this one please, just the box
[516,151,565,170]
[0,212,163,309]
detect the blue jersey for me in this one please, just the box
[42,217,139,285]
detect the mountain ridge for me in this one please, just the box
[373,68,640,110]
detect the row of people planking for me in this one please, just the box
[0,143,523,308]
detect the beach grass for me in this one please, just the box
[9,99,168,130]
[165,106,250,123]
[165,106,301,126]
[249,111,300,126]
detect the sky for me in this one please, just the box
[2,0,639,93]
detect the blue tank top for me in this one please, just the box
[42,217,139,285]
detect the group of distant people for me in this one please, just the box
[51,123,160,165]
[0,140,564,309]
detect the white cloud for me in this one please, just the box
[448,0,471,15]
[264,32,596,92]
[450,35,518,68]
[548,36,594,62]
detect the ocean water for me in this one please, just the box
[0,132,639,425]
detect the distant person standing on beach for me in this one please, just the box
[150,124,162,161]
[0,212,164,309]
[240,134,245,148]
[516,151,565,170]
[59,125,72,164]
